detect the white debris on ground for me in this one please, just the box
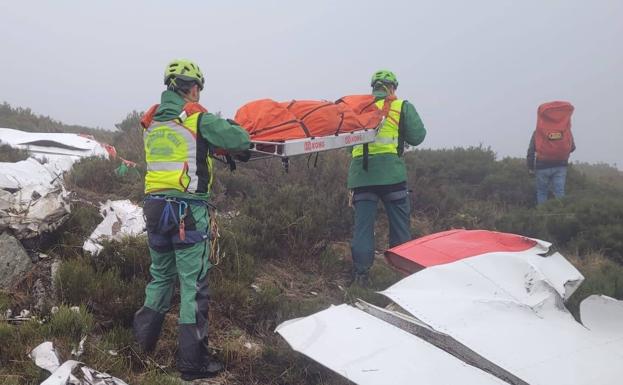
[0,158,70,238]
[0,128,109,165]
[0,128,111,239]
[71,336,87,359]
[30,342,62,374]
[276,304,508,385]
[277,234,623,385]
[83,200,145,255]
[380,250,622,385]
[30,341,129,385]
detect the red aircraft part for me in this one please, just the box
[385,229,539,274]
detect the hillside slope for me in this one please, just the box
[1,108,622,384]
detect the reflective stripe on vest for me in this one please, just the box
[352,98,404,158]
[144,112,213,194]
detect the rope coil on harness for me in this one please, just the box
[208,207,223,266]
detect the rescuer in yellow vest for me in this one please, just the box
[348,70,426,286]
[133,59,250,380]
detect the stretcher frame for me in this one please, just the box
[247,123,381,161]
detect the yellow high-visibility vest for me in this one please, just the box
[352,98,404,158]
[144,112,213,194]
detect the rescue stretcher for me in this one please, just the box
[246,124,380,160]
[234,94,387,161]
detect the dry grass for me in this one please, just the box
[565,252,623,318]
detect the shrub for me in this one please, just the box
[94,237,151,282]
[67,156,143,201]
[54,238,150,326]
[46,305,94,341]
[567,253,623,318]
[0,143,29,162]
[0,320,46,368]
[113,111,145,166]
[497,195,623,262]
[55,258,97,305]
[215,153,352,264]
[0,323,17,364]
[479,157,534,206]
[100,326,134,349]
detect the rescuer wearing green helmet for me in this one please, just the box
[133,59,250,380]
[348,70,426,286]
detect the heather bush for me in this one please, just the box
[113,111,144,165]
[566,253,623,318]
[0,142,29,162]
[54,238,150,326]
[67,156,143,201]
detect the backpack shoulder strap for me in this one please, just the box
[141,104,160,129]
[397,99,408,156]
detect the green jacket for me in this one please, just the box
[347,99,426,188]
[149,90,251,200]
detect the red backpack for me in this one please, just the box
[535,101,574,162]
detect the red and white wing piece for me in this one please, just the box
[385,229,550,273]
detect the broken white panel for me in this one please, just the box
[29,341,62,373]
[276,304,508,385]
[30,342,129,385]
[40,360,129,385]
[0,127,109,159]
[0,158,70,238]
[580,295,623,336]
[0,157,65,193]
[83,200,145,255]
[382,250,623,385]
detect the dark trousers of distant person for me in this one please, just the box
[351,184,411,275]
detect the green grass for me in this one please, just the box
[46,305,94,341]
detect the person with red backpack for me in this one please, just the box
[526,101,576,205]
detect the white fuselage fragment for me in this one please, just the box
[381,250,622,385]
[83,200,146,255]
[0,128,111,238]
[276,304,508,385]
[278,243,623,385]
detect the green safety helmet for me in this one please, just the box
[371,69,398,88]
[164,59,205,90]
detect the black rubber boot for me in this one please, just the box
[177,322,224,379]
[179,359,224,380]
[133,307,165,353]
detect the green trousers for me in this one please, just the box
[143,204,211,322]
[351,189,411,274]
[133,197,213,371]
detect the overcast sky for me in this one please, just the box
[1,0,621,166]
